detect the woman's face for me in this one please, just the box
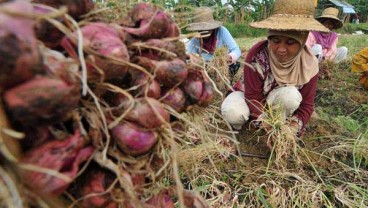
[268,35,301,62]
[199,30,212,39]
[321,19,335,30]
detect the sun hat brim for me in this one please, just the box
[316,16,343,29]
[250,14,330,32]
[186,21,222,31]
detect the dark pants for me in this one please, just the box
[229,62,241,77]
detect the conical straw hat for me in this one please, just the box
[187,7,223,31]
[316,7,343,29]
[250,0,329,32]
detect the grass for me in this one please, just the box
[176,34,368,207]
[224,23,268,38]
[224,22,368,39]
[336,23,368,34]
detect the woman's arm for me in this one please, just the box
[324,36,338,61]
[186,38,200,55]
[293,74,318,131]
[244,63,265,120]
[219,27,241,63]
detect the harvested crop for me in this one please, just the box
[41,46,79,83]
[111,122,158,156]
[0,99,22,160]
[160,87,186,113]
[0,0,42,90]
[145,189,175,208]
[131,71,161,99]
[33,4,66,49]
[21,126,51,151]
[61,22,129,81]
[0,2,213,207]
[197,72,215,107]
[31,0,94,20]
[123,3,170,39]
[135,57,188,87]
[182,69,214,107]
[164,21,180,38]
[125,98,170,129]
[70,167,117,208]
[134,39,186,61]
[128,2,156,24]
[20,130,94,195]
[182,69,203,104]
[4,76,80,125]
[107,93,130,111]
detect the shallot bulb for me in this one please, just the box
[0,0,42,89]
[61,23,129,81]
[125,97,170,129]
[4,76,80,125]
[111,122,158,156]
[20,130,94,195]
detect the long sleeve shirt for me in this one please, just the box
[236,40,318,133]
[306,32,338,61]
[186,26,241,63]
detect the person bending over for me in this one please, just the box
[221,0,329,142]
[186,7,241,77]
[306,7,348,63]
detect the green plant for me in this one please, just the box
[224,23,267,38]
[336,23,368,34]
[333,116,360,132]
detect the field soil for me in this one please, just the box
[197,36,368,206]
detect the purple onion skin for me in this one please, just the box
[111,122,158,156]
[126,98,170,129]
[161,87,186,113]
[4,76,80,126]
[61,23,129,81]
[20,131,94,196]
[132,72,161,99]
[123,3,170,39]
[0,0,42,90]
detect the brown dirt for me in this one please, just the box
[225,59,368,187]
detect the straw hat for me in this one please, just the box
[187,7,222,31]
[316,7,343,29]
[250,0,329,32]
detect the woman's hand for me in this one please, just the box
[267,123,298,150]
[266,122,299,150]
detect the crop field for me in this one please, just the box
[182,34,368,207]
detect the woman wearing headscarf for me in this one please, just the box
[186,7,241,76]
[352,47,368,90]
[306,7,348,63]
[221,0,329,140]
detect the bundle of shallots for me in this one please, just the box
[0,1,212,207]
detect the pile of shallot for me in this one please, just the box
[0,0,213,207]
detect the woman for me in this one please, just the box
[186,7,241,76]
[352,47,368,90]
[306,7,348,63]
[221,0,328,139]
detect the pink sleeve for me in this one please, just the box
[325,37,338,60]
[305,33,316,48]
